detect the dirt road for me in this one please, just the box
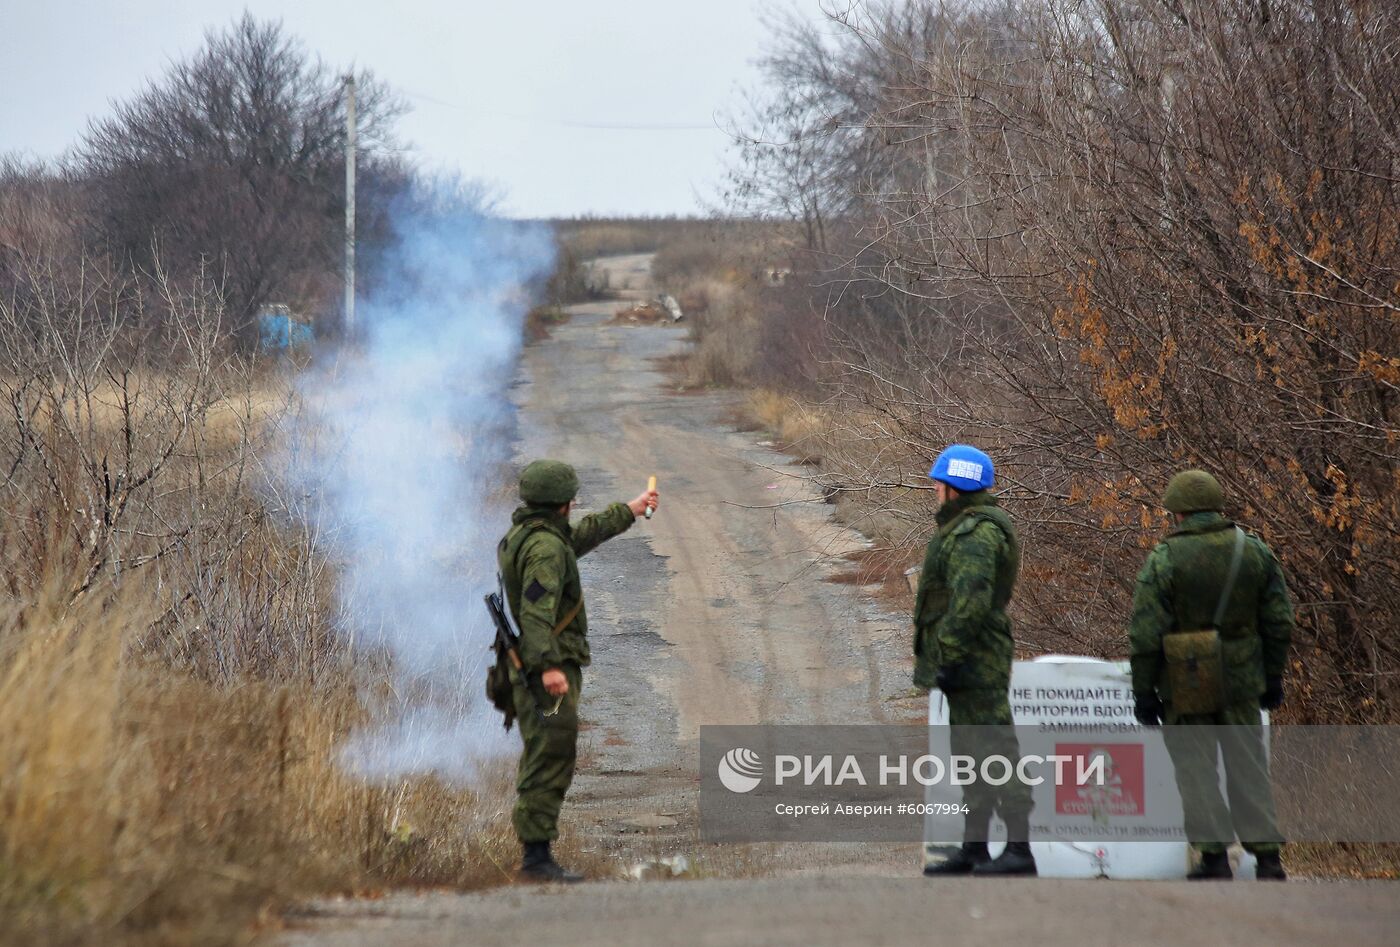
[287,874,1394,946]
[500,254,918,859]
[281,255,1398,947]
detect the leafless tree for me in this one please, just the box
[734,0,1399,721]
[73,13,404,332]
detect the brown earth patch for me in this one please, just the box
[826,546,916,609]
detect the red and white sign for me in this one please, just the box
[927,656,1268,879]
[1054,742,1145,817]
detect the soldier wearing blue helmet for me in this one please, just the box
[916,445,1036,876]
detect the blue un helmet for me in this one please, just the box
[928,444,995,492]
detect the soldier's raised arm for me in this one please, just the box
[571,483,658,557]
[570,501,637,558]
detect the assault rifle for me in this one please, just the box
[484,585,562,726]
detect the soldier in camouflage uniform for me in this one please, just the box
[1129,470,1294,880]
[498,460,658,882]
[916,445,1036,877]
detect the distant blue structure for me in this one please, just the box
[258,304,314,351]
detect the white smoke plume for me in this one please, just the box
[287,178,553,780]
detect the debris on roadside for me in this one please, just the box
[626,854,691,881]
[257,303,313,351]
[658,294,684,322]
[611,302,669,325]
[610,294,684,326]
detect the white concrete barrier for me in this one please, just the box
[925,655,1262,879]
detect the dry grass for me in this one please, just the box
[0,258,540,944]
[0,568,529,947]
[525,304,572,341]
[1285,843,1400,880]
[675,281,757,387]
[649,222,790,289]
[825,547,916,607]
[552,217,716,260]
[744,389,827,463]
[643,222,796,392]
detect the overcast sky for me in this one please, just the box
[0,1,814,217]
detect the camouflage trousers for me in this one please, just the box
[947,688,1033,838]
[1163,700,1282,856]
[511,663,583,844]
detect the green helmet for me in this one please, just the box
[519,459,579,506]
[1162,469,1224,514]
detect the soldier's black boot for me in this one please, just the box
[519,841,584,883]
[973,841,1038,876]
[974,813,1038,876]
[1254,852,1287,881]
[924,842,990,876]
[1187,849,1233,880]
[926,808,992,876]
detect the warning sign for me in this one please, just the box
[1054,742,1145,818]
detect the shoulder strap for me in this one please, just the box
[502,518,543,570]
[511,519,582,637]
[1212,526,1247,629]
[551,599,583,637]
[967,506,1010,533]
[957,507,1018,555]
[944,505,994,538]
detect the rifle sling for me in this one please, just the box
[1212,526,1246,630]
[506,519,583,653]
[551,598,583,637]
[510,519,584,637]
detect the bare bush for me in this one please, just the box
[72,13,404,330]
[0,243,539,943]
[0,246,329,679]
[0,16,544,943]
[731,0,1400,721]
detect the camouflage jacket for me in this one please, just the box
[1128,512,1294,706]
[498,501,635,673]
[913,491,1020,691]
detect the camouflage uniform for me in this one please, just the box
[499,469,635,845]
[1129,509,1295,856]
[914,490,1032,835]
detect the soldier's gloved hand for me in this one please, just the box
[1260,676,1284,711]
[934,664,965,692]
[1134,693,1163,727]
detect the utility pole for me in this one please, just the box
[1158,50,1184,234]
[344,73,357,334]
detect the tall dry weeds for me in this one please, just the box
[0,570,528,946]
[0,250,528,945]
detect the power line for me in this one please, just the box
[401,88,718,132]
